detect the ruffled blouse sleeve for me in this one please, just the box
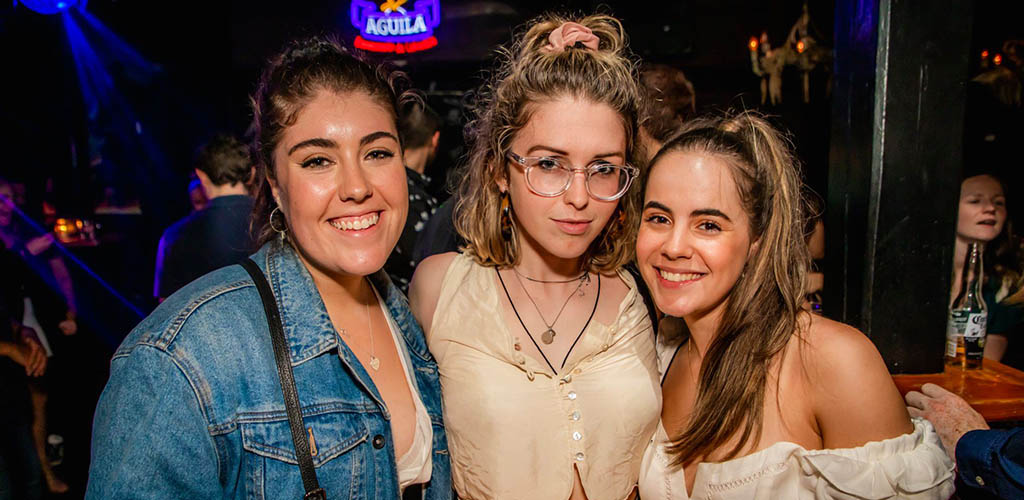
[797,417,954,499]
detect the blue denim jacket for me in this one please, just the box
[957,428,1024,498]
[87,239,452,499]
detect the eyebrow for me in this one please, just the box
[360,131,400,147]
[288,138,336,155]
[692,208,732,222]
[524,144,624,160]
[286,131,399,156]
[643,200,672,213]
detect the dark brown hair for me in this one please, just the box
[194,134,251,186]
[248,36,414,246]
[453,12,644,273]
[639,63,696,143]
[647,111,810,467]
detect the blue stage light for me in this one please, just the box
[17,0,86,15]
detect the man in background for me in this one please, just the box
[154,134,255,300]
[385,102,441,292]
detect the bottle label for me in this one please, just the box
[946,340,957,358]
[946,310,968,340]
[964,313,987,339]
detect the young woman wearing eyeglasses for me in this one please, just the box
[408,13,660,500]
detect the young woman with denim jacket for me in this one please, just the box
[87,37,452,499]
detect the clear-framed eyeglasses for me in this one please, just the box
[507,152,638,201]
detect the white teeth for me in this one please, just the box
[330,213,379,231]
[659,270,702,282]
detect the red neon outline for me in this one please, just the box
[354,35,438,54]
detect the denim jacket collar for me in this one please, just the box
[257,239,341,367]
[256,238,433,371]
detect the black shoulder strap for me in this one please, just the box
[239,259,325,500]
[624,262,660,337]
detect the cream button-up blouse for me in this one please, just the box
[427,254,661,500]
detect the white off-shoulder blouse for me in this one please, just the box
[639,333,955,500]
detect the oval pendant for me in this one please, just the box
[542,329,556,344]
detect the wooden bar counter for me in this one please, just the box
[893,359,1024,422]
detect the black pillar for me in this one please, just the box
[826,0,973,373]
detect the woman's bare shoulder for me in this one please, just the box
[408,252,460,336]
[797,314,913,448]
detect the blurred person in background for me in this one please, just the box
[0,178,73,495]
[949,173,1024,364]
[0,186,49,500]
[385,102,441,291]
[188,176,208,212]
[153,134,255,300]
[0,178,78,335]
[638,62,696,158]
[802,189,825,313]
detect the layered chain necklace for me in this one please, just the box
[511,270,588,344]
[497,267,601,374]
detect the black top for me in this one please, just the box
[412,197,463,265]
[0,244,31,424]
[154,195,255,299]
[384,168,439,292]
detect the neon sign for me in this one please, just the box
[351,0,441,54]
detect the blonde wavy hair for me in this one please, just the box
[453,12,644,272]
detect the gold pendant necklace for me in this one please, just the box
[512,269,586,344]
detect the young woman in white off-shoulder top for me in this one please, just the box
[632,112,955,500]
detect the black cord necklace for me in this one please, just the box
[497,269,601,374]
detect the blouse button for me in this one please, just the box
[572,411,580,421]
[567,391,577,400]
[572,431,582,441]
[575,452,585,461]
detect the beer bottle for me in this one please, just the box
[945,242,988,369]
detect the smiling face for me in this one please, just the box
[957,174,1006,243]
[270,90,408,281]
[501,96,625,262]
[636,150,755,320]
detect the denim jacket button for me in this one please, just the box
[372,434,386,449]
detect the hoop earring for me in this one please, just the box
[269,206,287,235]
[500,192,513,242]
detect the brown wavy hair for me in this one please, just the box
[453,12,644,272]
[647,111,810,467]
[248,36,416,246]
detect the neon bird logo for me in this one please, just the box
[351,0,441,54]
